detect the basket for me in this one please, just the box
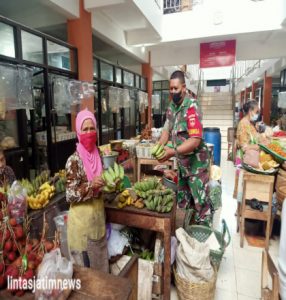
[174,266,217,300]
[183,210,231,269]
[276,185,286,207]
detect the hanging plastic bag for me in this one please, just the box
[120,88,130,108]
[53,76,72,115]
[108,86,120,113]
[35,248,74,300]
[0,63,17,110]
[17,65,33,109]
[7,181,27,224]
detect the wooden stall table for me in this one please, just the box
[0,265,132,300]
[137,158,175,181]
[105,202,176,300]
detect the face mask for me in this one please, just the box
[79,131,97,152]
[171,91,182,105]
[250,113,259,122]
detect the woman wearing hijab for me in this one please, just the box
[65,109,108,272]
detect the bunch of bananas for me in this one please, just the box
[144,189,174,213]
[31,170,51,193]
[117,189,144,209]
[134,178,161,199]
[151,143,166,160]
[27,182,55,210]
[102,162,125,193]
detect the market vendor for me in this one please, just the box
[0,148,16,187]
[65,109,108,272]
[157,70,212,226]
[236,100,270,165]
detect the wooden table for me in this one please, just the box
[0,265,132,300]
[105,202,176,300]
[137,158,175,181]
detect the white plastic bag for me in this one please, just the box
[35,248,73,300]
[107,228,129,258]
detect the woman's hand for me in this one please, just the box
[92,176,105,190]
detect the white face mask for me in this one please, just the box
[250,112,259,122]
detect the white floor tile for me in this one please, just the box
[236,268,261,298]
[216,256,237,292]
[215,288,238,300]
[233,247,262,272]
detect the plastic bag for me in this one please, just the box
[35,248,73,300]
[107,228,129,258]
[7,181,27,224]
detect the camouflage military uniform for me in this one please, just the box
[163,97,212,225]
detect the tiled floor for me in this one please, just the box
[171,153,280,299]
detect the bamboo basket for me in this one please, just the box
[174,267,217,300]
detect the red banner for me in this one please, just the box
[200,40,236,68]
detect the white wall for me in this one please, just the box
[161,0,284,42]
[132,0,163,36]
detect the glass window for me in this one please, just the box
[116,68,122,84]
[141,77,146,91]
[21,31,43,64]
[136,75,140,88]
[123,70,134,87]
[153,81,161,90]
[93,59,98,77]
[47,41,72,71]
[0,22,15,58]
[162,90,170,113]
[100,62,113,81]
[162,80,169,89]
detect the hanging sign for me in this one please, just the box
[200,40,236,68]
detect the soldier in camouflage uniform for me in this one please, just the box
[157,71,212,225]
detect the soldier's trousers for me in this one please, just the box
[177,170,212,225]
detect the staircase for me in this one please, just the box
[200,92,234,151]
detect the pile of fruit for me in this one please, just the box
[102,162,125,193]
[0,208,57,296]
[134,178,174,213]
[20,170,66,210]
[151,143,166,160]
[268,143,286,158]
[27,182,55,210]
[259,151,279,170]
[117,189,144,209]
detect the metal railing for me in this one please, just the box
[163,0,203,14]
[164,0,182,14]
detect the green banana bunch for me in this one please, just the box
[143,188,174,213]
[102,162,125,193]
[151,143,166,160]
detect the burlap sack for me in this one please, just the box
[175,228,214,283]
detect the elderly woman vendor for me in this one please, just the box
[65,109,108,272]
